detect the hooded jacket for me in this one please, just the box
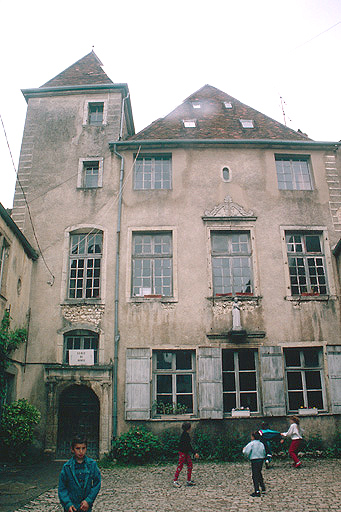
[58,455,101,511]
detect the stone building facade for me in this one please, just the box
[9,53,341,457]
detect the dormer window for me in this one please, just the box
[183,120,197,128]
[192,102,201,109]
[240,119,254,128]
[224,101,233,109]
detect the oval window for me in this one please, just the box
[222,167,230,182]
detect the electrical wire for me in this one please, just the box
[0,113,56,284]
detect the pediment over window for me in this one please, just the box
[203,195,256,221]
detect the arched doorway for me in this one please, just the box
[57,385,99,459]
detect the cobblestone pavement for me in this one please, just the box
[11,459,341,512]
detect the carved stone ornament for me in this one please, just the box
[203,195,255,219]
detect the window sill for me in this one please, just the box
[285,295,333,302]
[207,295,262,303]
[62,299,104,305]
[151,414,197,421]
[129,297,178,303]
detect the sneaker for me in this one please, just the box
[295,461,302,468]
[186,480,196,486]
[173,481,181,488]
[261,486,266,493]
[251,491,261,497]
[265,460,270,469]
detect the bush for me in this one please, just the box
[0,399,41,461]
[159,429,179,461]
[111,426,161,464]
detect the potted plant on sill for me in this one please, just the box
[231,407,251,418]
[298,406,318,416]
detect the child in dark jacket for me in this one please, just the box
[173,422,199,488]
[58,435,101,512]
[258,422,282,468]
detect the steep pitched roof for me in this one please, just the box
[40,51,113,88]
[129,85,310,141]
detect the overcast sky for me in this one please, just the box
[0,0,340,208]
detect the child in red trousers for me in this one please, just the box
[173,422,199,488]
[281,416,303,468]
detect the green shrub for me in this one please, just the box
[111,426,161,464]
[0,398,41,461]
[215,433,249,461]
[159,429,179,461]
[193,431,216,460]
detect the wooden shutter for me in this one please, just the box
[198,347,223,419]
[259,346,286,416]
[326,345,341,414]
[125,348,151,420]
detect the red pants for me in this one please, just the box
[174,452,193,481]
[289,439,301,464]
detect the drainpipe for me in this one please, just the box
[112,92,129,440]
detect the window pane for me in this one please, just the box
[287,372,303,390]
[176,374,192,393]
[238,350,255,370]
[240,393,258,411]
[177,394,193,413]
[305,371,322,389]
[157,374,172,393]
[288,391,304,410]
[223,393,236,412]
[156,352,172,369]
[222,350,234,371]
[223,372,235,392]
[303,348,320,367]
[176,351,192,370]
[239,372,256,391]
[307,391,323,409]
[306,235,321,253]
[285,348,301,367]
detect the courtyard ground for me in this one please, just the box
[1,459,340,512]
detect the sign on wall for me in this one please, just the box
[69,349,94,366]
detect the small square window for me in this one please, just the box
[88,103,104,125]
[240,119,254,128]
[183,119,197,128]
[78,158,103,189]
[192,102,201,109]
[224,101,233,109]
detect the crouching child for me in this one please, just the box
[58,435,101,512]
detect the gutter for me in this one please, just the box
[111,138,340,150]
[112,93,130,440]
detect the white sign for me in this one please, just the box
[69,349,94,366]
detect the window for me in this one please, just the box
[88,102,104,125]
[222,349,259,412]
[132,232,172,297]
[286,232,327,295]
[192,102,201,109]
[153,350,195,414]
[0,236,9,294]
[284,348,325,410]
[275,155,312,190]
[211,232,252,295]
[183,119,196,128]
[68,232,102,299]
[83,161,99,188]
[134,155,172,190]
[240,119,254,128]
[222,167,230,182]
[224,101,233,109]
[64,330,99,364]
[77,158,103,189]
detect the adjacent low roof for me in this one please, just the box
[127,85,311,141]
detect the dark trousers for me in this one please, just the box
[251,459,264,492]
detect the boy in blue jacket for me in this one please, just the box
[258,422,282,468]
[58,435,101,512]
[242,431,266,497]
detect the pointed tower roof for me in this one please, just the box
[128,85,310,141]
[40,51,113,88]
